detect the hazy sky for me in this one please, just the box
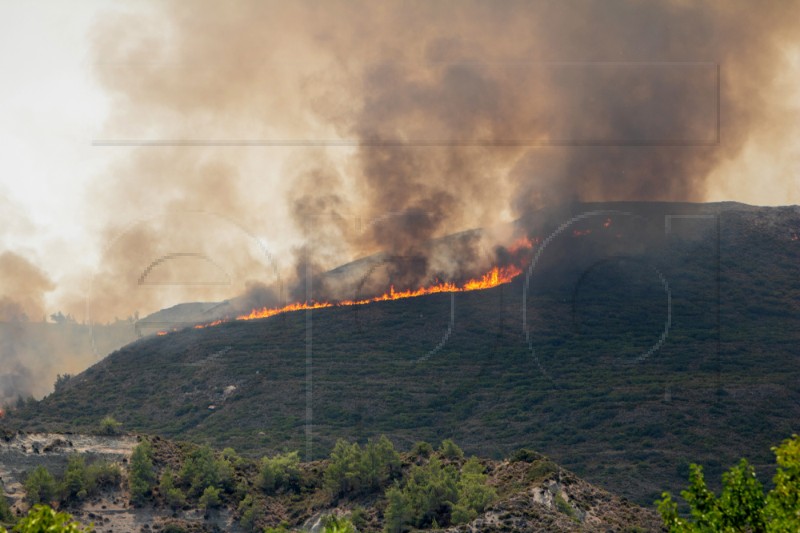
[1,1,799,322]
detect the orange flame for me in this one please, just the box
[237,264,522,322]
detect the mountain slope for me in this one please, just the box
[6,202,800,509]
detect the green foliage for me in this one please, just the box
[526,459,559,482]
[384,452,497,531]
[99,415,122,435]
[322,515,357,533]
[324,436,400,497]
[179,445,234,497]
[554,493,578,522]
[7,504,91,533]
[23,466,56,505]
[658,434,800,532]
[199,486,222,509]
[438,439,464,460]
[411,441,433,459]
[384,485,413,533]
[129,440,156,505]
[159,469,186,509]
[451,457,496,524]
[237,494,261,532]
[509,448,544,463]
[87,461,122,489]
[258,451,300,493]
[61,455,90,502]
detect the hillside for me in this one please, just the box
[5,201,800,509]
[0,431,662,532]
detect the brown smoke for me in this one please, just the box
[79,0,800,314]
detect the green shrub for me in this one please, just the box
[324,436,400,497]
[23,466,57,505]
[88,461,122,489]
[438,439,464,460]
[99,416,122,435]
[159,469,185,509]
[657,433,800,532]
[129,441,155,505]
[526,459,559,482]
[61,455,92,502]
[258,451,300,493]
[411,441,433,458]
[322,515,357,533]
[237,494,261,532]
[509,448,544,463]
[554,493,578,522]
[199,486,222,509]
[9,504,92,532]
[179,445,234,497]
[452,457,496,524]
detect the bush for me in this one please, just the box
[61,455,91,502]
[99,416,122,435]
[324,436,400,497]
[88,461,122,489]
[509,448,544,463]
[438,439,464,460]
[384,455,497,530]
[322,515,357,533]
[657,433,800,532]
[180,445,234,497]
[9,504,92,532]
[411,441,433,459]
[258,451,300,493]
[23,466,57,505]
[129,441,156,505]
[159,469,185,509]
[452,457,496,524]
[237,494,261,532]
[0,484,13,524]
[199,486,222,509]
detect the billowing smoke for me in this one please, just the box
[81,0,800,310]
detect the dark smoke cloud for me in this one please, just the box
[80,0,800,311]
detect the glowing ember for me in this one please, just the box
[792,232,798,241]
[572,229,592,237]
[603,218,612,228]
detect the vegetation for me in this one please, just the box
[324,436,401,497]
[383,455,497,531]
[179,445,234,497]
[99,415,122,435]
[258,451,300,493]
[2,504,91,533]
[23,466,56,505]
[129,440,156,505]
[658,434,800,532]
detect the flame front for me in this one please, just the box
[159,236,537,336]
[236,264,522,322]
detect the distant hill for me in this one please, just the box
[6,201,800,509]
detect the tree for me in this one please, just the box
[129,441,156,505]
[452,457,497,524]
[658,434,800,532]
[179,445,234,497]
[5,504,92,533]
[258,451,300,493]
[383,485,413,533]
[438,439,464,460]
[23,466,56,505]
[61,455,91,502]
[199,486,222,509]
